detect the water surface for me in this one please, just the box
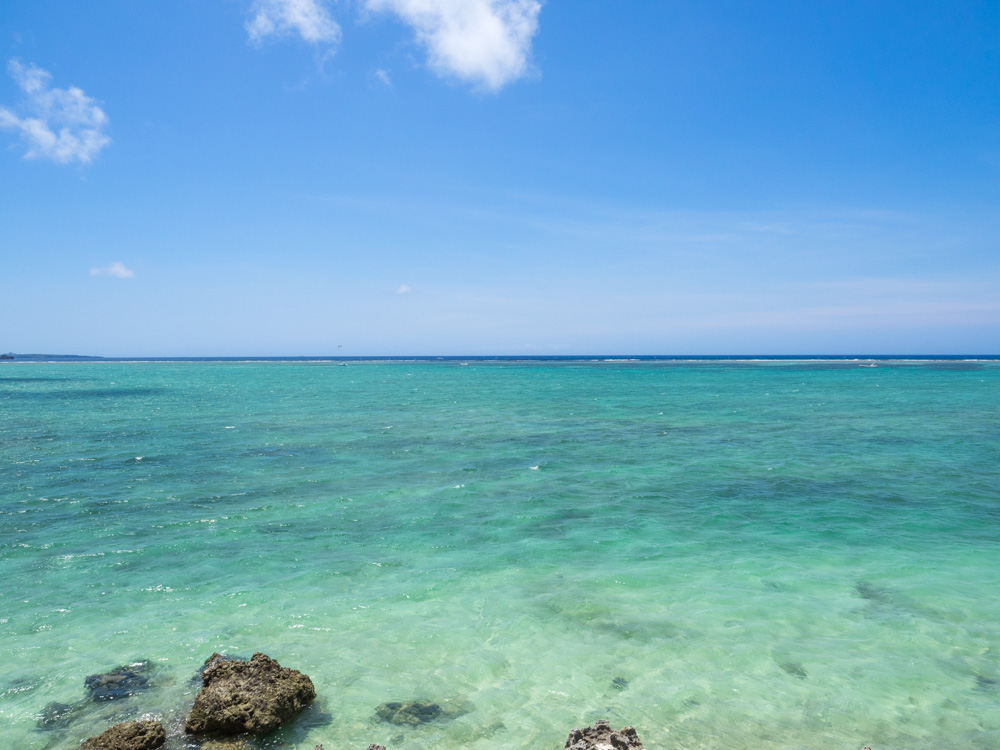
[2,361,998,749]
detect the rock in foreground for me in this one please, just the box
[564,720,645,750]
[79,720,165,750]
[185,652,316,736]
[189,653,245,686]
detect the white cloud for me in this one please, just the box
[90,262,135,279]
[365,0,542,90]
[246,0,341,44]
[375,67,392,85]
[0,60,110,164]
[396,283,413,294]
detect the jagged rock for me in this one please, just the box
[79,720,165,750]
[85,661,153,702]
[375,700,442,725]
[191,654,247,685]
[189,653,246,686]
[184,652,316,736]
[564,720,645,750]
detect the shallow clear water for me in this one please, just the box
[2,360,999,750]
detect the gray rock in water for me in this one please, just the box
[85,661,153,702]
[376,700,442,725]
[79,720,165,750]
[367,745,387,750]
[564,720,645,750]
[184,652,316,737]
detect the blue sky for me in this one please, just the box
[1,0,998,356]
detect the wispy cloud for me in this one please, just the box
[365,0,542,90]
[0,60,110,164]
[375,67,392,86]
[246,0,341,45]
[396,283,413,294]
[90,262,135,279]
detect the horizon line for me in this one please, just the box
[3,353,998,362]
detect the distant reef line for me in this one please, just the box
[2,353,998,363]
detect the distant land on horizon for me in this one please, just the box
[1,353,107,361]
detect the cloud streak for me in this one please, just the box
[0,60,110,164]
[90,262,135,279]
[365,0,542,90]
[246,0,341,45]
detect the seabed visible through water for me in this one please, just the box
[2,359,999,749]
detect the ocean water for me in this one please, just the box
[2,360,999,750]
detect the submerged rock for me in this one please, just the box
[564,720,645,750]
[611,676,629,691]
[777,660,808,679]
[37,700,87,729]
[185,652,316,736]
[199,740,250,750]
[79,720,165,750]
[85,661,154,702]
[375,700,442,725]
[975,674,999,692]
[855,581,892,605]
[6,674,38,696]
[375,697,470,726]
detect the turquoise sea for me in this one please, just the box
[2,360,999,750]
